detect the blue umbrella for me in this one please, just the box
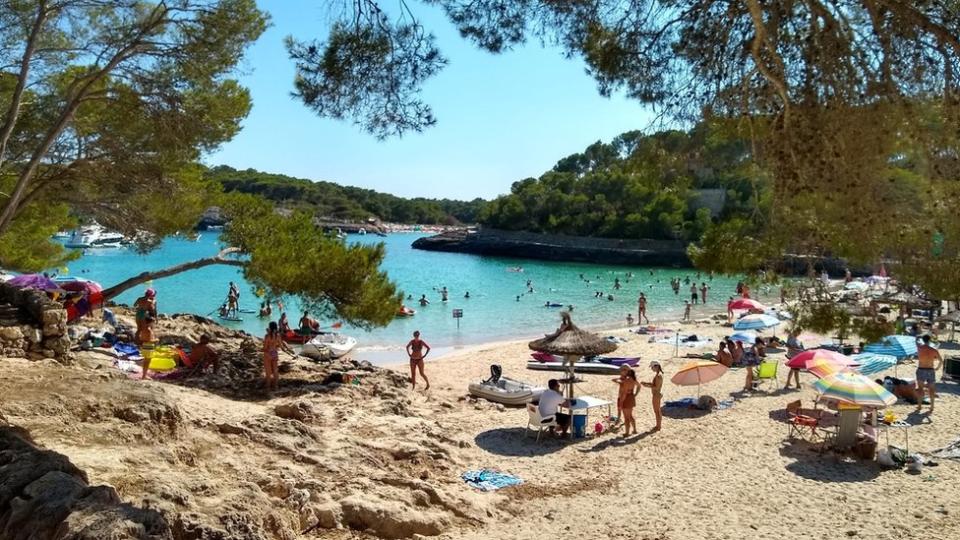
[863,335,918,359]
[734,314,781,331]
[730,330,757,344]
[853,352,898,376]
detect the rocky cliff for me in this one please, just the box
[412,228,692,267]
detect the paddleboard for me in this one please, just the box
[219,315,243,322]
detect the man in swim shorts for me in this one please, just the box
[916,335,942,414]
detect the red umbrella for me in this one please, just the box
[728,298,766,311]
[785,349,859,370]
[61,279,104,322]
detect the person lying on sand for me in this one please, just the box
[877,376,921,405]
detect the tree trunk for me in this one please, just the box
[101,248,245,302]
[0,1,49,173]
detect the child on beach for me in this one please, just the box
[136,315,156,380]
[613,367,640,436]
[641,361,664,432]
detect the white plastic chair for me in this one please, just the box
[526,403,558,442]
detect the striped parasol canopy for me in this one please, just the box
[853,352,898,376]
[785,349,859,370]
[863,335,918,359]
[733,314,781,331]
[806,357,849,379]
[728,298,766,311]
[813,372,897,408]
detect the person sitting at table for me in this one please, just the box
[537,379,571,437]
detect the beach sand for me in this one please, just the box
[394,315,960,540]
[1,309,958,539]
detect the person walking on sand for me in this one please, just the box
[637,293,649,324]
[406,330,431,390]
[683,300,691,321]
[614,368,640,436]
[916,335,942,414]
[641,361,663,432]
[263,321,293,391]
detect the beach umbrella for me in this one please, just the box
[529,312,617,398]
[764,308,792,320]
[785,349,859,370]
[812,372,896,408]
[853,353,898,376]
[733,314,780,331]
[7,273,60,291]
[60,279,104,322]
[671,360,728,397]
[729,330,757,344]
[728,298,766,311]
[806,357,847,379]
[863,335,918,359]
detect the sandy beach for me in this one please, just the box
[1,308,958,539]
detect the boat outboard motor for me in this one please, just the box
[484,364,502,384]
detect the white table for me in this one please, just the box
[560,395,613,437]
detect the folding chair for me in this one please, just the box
[786,399,823,444]
[753,361,780,391]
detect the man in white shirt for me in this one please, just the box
[537,379,571,436]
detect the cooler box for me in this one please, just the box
[572,413,587,438]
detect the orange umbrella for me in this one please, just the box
[671,360,728,397]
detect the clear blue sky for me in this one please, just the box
[206,1,653,200]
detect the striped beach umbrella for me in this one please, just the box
[785,349,859,370]
[812,372,896,408]
[806,357,849,379]
[733,314,781,331]
[853,352,898,376]
[863,335,918,359]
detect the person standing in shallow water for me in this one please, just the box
[406,330,431,390]
[637,293,649,324]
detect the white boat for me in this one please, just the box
[469,376,544,406]
[302,332,357,359]
[64,225,125,248]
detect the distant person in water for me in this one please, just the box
[464,291,470,299]
[683,301,691,321]
[134,288,157,333]
[227,282,239,317]
[690,283,699,304]
[419,294,430,306]
[441,287,449,302]
[258,302,271,318]
[278,312,290,334]
[700,283,708,304]
[626,313,634,326]
[406,330,431,391]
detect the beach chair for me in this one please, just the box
[786,399,822,443]
[526,403,558,442]
[826,405,863,452]
[753,361,780,391]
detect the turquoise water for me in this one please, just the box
[59,233,749,362]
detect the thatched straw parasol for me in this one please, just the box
[529,312,618,398]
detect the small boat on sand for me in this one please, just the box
[302,332,358,359]
[468,366,544,406]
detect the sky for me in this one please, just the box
[206,1,653,201]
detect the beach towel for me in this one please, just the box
[113,342,140,357]
[461,469,523,492]
[654,335,714,347]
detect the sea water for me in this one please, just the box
[60,233,750,363]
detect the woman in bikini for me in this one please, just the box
[263,321,293,391]
[615,368,640,436]
[406,330,431,390]
[133,288,157,333]
[641,361,664,432]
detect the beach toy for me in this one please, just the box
[146,346,177,371]
[594,422,604,435]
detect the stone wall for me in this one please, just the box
[0,282,70,359]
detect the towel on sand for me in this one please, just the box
[462,469,523,491]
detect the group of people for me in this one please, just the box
[132,288,218,379]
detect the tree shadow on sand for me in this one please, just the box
[779,441,881,482]
[473,427,574,457]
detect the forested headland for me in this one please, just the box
[205,165,485,225]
